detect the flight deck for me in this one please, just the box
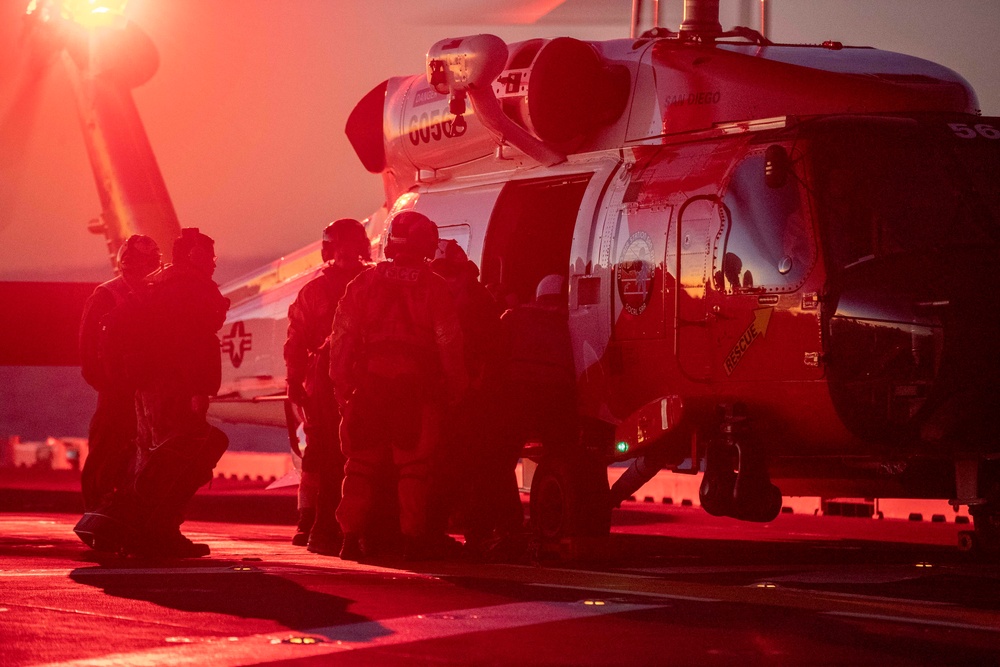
[2,473,998,666]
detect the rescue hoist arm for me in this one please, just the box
[426,34,565,167]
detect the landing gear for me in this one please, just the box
[959,511,1000,555]
[699,404,782,523]
[699,440,738,517]
[954,459,1000,557]
[964,464,1000,556]
[529,454,611,541]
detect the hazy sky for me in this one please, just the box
[1,0,998,284]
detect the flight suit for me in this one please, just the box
[330,258,466,553]
[284,263,365,547]
[427,251,507,547]
[122,263,230,551]
[78,276,140,512]
[498,298,577,454]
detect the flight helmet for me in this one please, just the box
[172,227,217,276]
[385,211,439,260]
[535,273,566,301]
[116,234,161,276]
[322,218,370,262]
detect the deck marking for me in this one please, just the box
[35,600,665,667]
[527,582,721,603]
[0,561,437,579]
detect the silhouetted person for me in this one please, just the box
[78,235,161,514]
[330,211,467,561]
[496,275,577,534]
[284,218,370,554]
[428,240,503,556]
[75,228,230,558]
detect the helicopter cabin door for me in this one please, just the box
[480,174,592,308]
[671,197,718,382]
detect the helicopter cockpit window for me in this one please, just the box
[810,122,1000,272]
[716,152,814,294]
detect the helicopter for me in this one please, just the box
[209,0,1000,553]
[347,0,1000,543]
[10,0,999,553]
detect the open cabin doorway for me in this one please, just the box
[481,174,592,307]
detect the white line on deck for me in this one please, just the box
[35,600,665,667]
[526,582,721,603]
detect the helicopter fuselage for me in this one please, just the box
[218,31,999,530]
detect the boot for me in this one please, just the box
[294,470,321,545]
[339,533,364,561]
[292,507,315,546]
[163,530,211,558]
[307,523,344,556]
[129,526,210,559]
[74,511,137,554]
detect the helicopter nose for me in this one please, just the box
[825,248,1000,447]
[826,304,941,442]
[911,288,1000,447]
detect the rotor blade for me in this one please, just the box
[399,0,627,26]
[0,24,60,234]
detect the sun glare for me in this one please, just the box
[26,0,128,29]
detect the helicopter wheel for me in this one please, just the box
[964,463,1000,558]
[699,440,737,517]
[699,436,782,522]
[969,501,1000,557]
[733,478,783,523]
[727,417,782,522]
[529,454,611,542]
[699,468,736,516]
[963,509,1000,558]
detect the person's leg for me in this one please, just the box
[81,390,136,512]
[336,391,390,560]
[307,392,346,555]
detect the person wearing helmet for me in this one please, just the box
[77,235,161,517]
[427,240,505,557]
[76,228,230,558]
[496,273,577,537]
[284,218,371,553]
[329,210,468,561]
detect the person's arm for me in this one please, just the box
[329,273,367,407]
[430,278,468,406]
[78,288,113,391]
[284,292,311,405]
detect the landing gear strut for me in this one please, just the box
[699,404,782,523]
[958,460,1000,557]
